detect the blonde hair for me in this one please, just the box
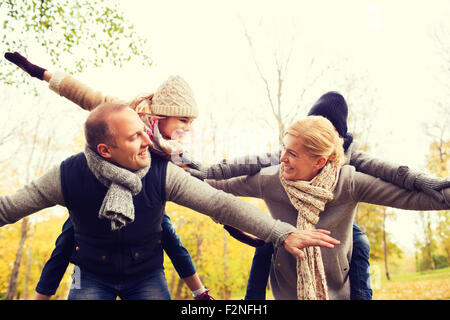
[285,116,345,166]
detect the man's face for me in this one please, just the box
[106,107,151,171]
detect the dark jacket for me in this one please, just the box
[60,152,167,283]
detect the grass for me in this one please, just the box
[373,266,450,300]
[231,267,450,300]
[382,266,450,282]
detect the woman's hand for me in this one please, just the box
[283,229,340,259]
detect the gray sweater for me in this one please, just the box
[0,159,296,248]
[207,165,450,300]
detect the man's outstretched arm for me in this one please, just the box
[0,165,65,226]
[165,162,340,258]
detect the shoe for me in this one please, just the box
[194,289,215,300]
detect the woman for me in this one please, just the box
[207,116,449,299]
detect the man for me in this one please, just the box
[0,103,340,300]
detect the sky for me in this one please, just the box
[1,0,449,253]
[113,0,449,163]
[112,0,450,252]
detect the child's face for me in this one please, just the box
[158,116,195,140]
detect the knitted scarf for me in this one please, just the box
[84,146,150,231]
[279,162,340,300]
[141,117,183,158]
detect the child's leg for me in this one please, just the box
[244,242,273,300]
[349,221,372,300]
[35,217,74,298]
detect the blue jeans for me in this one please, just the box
[349,222,372,300]
[67,267,171,300]
[37,213,196,296]
[244,242,273,300]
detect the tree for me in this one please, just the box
[4,109,64,299]
[423,14,450,270]
[1,0,151,87]
[355,203,402,281]
[382,207,391,280]
[431,22,450,103]
[420,107,449,269]
[240,18,332,146]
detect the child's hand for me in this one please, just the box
[176,162,190,171]
[4,52,47,80]
[414,174,450,203]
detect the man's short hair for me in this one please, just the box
[84,103,128,150]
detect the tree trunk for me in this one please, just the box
[6,217,29,300]
[426,214,435,270]
[23,245,33,300]
[196,235,204,284]
[382,209,390,281]
[169,269,177,296]
[174,278,185,300]
[223,229,230,300]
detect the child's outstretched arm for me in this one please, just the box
[349,143,450,203]
[184,150,281,181]
[188,140,449,203]
[5,51,123,111]
[161,213,214,300]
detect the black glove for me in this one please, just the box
[414,174,450,203]
[4,51,47,80]
[224,225,265,247]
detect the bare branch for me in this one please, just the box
[240,20,278,119]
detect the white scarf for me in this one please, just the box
[279,162,340,300]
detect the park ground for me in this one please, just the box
[231,266,450,300]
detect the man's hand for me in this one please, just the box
[283,229,340,259]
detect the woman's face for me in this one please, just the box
[158,116,195,140]
[280,133,325,181]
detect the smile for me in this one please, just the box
[138,149,148,158]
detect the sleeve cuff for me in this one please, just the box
[268,220,296,248]
[49,71,68,95]
[35,284,57,296]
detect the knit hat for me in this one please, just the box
[151,75,199,118]
[307,91,353,151]
[307,92,348,137]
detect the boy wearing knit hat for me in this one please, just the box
[308,91,369,300]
